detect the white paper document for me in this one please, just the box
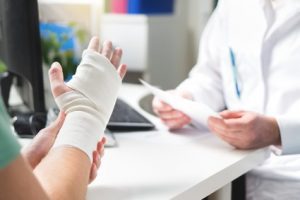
[140,80,220,129]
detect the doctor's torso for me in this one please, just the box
[180,0,300,184]
[216,0,300,117]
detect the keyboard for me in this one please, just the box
[107,98,155,131]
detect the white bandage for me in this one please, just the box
[53,49,121,161]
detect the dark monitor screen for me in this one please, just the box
[0,0,45,114]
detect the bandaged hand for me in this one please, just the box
[49,37,126,161]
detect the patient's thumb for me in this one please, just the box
[49,62,66,97]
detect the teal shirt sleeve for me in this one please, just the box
[0,98,21,169]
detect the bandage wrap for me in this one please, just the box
[53,49,121,161]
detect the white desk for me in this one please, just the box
[19,84,269,200]
[84,84,269,200]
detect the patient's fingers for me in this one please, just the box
[88,37,100,52]
[117,64,127,79]
[49,62,71,97]
[111,48,122,68]
[101,40,113,59]
[46,112,66,135]
[87,38,126,78]
[111,47,126,79]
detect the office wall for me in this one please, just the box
[143,0,214,88]
[38,2,102,37]
[185,0,214,69]
[37,0,215,88]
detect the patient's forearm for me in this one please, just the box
[0,148,91,200]
[53,49,121,161]
[34,147,91,200]
[0,155,49,200]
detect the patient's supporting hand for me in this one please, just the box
[89,137,106,184]
[22,111,104,183]
[152,90,193,130]
[208,110,281,149]
[22,112,65,169]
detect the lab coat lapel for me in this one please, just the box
[260,0,300,111]
[224,0,267,112]
[261,10,300,73]
[264,0,300,42]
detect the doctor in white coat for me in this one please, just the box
[153,0,300,199]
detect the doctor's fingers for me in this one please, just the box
[208,117,258,149]
[209,124,244,146]
[216,133,246,149]
[208,117,244,132]
[219,110,245,119]
[162,116,191,130]
[209,123,258,149]
[158,110,186,120]
[217,132,257,150]
[209,123,241,139]
[152,97,173,113]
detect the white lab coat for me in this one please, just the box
[178,0,300,199]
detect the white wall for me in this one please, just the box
[185,0,215,69]
[37,0,215,88]
[38,0,103,37]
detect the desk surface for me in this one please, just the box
[87,84,269,200]
[21,84,269,200]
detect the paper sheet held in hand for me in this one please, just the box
[140,80,220,129]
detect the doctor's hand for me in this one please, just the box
[152,90,193,130]
[207,110,281,149]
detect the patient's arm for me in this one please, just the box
[0,155,49,200]
[0,37,126,200]
[33,37,126,200]
[0,114,105,200]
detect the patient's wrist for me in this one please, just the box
[52,49,121,161]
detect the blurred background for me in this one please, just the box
[0,0,218,116]
[37,0,217,89]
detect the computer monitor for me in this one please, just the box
[0,0,46,114]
